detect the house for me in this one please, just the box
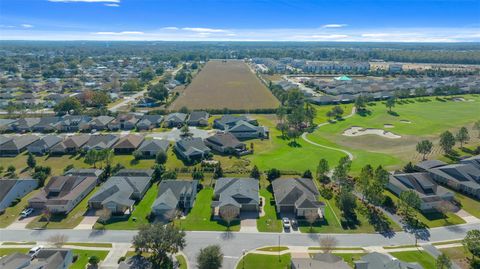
[28,169,102,213]
[291,253,351,269]
[213,115,258,130]
[211,178,259,218]
[388,172,455,212]
[136,115,164,131]
[354,252,423,269]
[88,172,152,214]
[137,139,170,158]
[151,180,198,217]
[83,134,119,151]
[50,134,89,154]
[108,114,141,131]
[0,135,39,156]
[9,118,41,133]
[64,168,104,178]
[187,111,209,126]
[225,120,268,139]
[27,135,63,155]
[0,178,38,212]
[113,134,144,154]
[174,137,211,162]
[0,249,73,269]
[54,115,91,132]
[271,178,325,218]
[0,119,17,132]
[32,117,61,133]
[88,116,115,131]
[0,135,12,146]
[205,132,248,155]
[164,113,187,128]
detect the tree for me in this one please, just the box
[162,170,177,181]
[456,127,470,148]
[319,236,338,253]
[416,140,433,160]
[48,234,68,248]
[88,256,100,267]
[462,229,480,259]
[336,190,357,218]
[213,162,223,179]
[140,67,155,82]
[386,97,396,112]
[133,150,143,161]
[250,165,261,179]
[403,162,415,173]
[267,168,281,181]
[355,96,367,112]
[220,206,238,230]
[27,153,36,169]
[122,79,141,92]
[440,131,456,154]
[196,245,223,269]
[316,159,329,182]
[152,164,165,182]
[91,91,110,108]
[332,156,352,190]
[42,208,52,223]
[132,223,186,268]
[54,97,82,115]
[474,120,480,138]
[357,164,373,200]
[304,210,319,231]
[286,128,301,144]
[191,168,204,180]
[304,103,317,126]
[302,170,313,179]
[7,165,16,177]
[276,106,287,124]
[156,151,168,164]
[276,122,289,138]
[148,83,169,101]
[84,149,99,168]
[398,190,421,221]
[180,124,192,137]
[332,106,344,119]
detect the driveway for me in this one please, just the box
[5,211,40,230]
[74,216,99,230]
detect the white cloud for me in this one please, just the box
[48,0,120,3]
[162,27,179,30]
[322,24,347,28]
[295,34,349,40]
[182,27,227,33]
[104,3,119,7]
[21,24,34,28]
[95,31,144,35]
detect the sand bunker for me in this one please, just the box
[452,97,466,102]
[343,126,401,139]
[400,120,411,124]
[384,124,394,128]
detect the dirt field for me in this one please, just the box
[170,60,280,110]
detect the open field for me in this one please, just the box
[170,60,280,110]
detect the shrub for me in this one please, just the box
[88,256,100,265]
[117,257,126,264]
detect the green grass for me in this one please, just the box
[454,192,480,218]
[335,253,365,268]
[0,248,30,256]
[236,253,291,269]
[176,254,188,269]
[432,240,462,246]
[383,245,418,249]
[308,247,364,251]
[175,188,240,231]
[94,183,158,230]
[70,249,109,269]
[390,250,436,269]
[2,242,36,245]
[27,186,99,229]
[257,188,282,233]
[440,246,473,268]
[66,243,112,248]
[257,246,289,252]
[0,188,41,228]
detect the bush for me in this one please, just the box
[133,150,143,161]
[155,151,167,164]
[88,256,100,265]
[267,168,281,181]
[72,255,78,263]
[117,257,126,264]
[319,187,333,200]
[63,164,75,173]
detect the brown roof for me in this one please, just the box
[113,134,145,149]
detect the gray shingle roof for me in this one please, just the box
[138,139,170,153]
[272,178,322,209]
[152,180,198,211]
[214,178,259,208]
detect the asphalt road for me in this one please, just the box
[1,223,479,269]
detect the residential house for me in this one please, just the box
[136,115,164,131]
[64,168,104,178]
[9,118,41,133]
[113,134,144,154]
[151,180,198,217]
[54,115,91,132]
[174,137,211,162]
[27,135,63,155]
[271,178,325,218]
[0,135,39,156]
[0,119,17,132]
[137,139,170,158]
[50,134,89,155]
[83,134,119,151]
[225,120,268,139]
[388,172,455,212]
[213,115,258,130]
[205,132,248,155]
[354,252,423,269]
[0,249,73,269]
[187,111,209,126]
[28,169,102,213]
[164,113,187,128]
[291,253,351,269]
[211,178,259,218]
[0,135,12,146]
[32,117,61,133]
[88,172,152,214]
[108,114,141,131]
[0,178,38,212]
[88,116,115,131]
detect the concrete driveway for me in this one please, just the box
[6,211,40,230]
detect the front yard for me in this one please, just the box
[70,249,109,269]
[235,253,291,269]
[257,188,282,232]
[0,188,41,228]
[390,250,436,269]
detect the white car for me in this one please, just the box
[28,246,43,257]
[20,208,34,218]
[282,217,291,230]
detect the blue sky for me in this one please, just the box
[1,0,479,41]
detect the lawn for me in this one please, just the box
[257,188,282,233]
[235,253,291,269]
[0,248,30,256]
[66,242,112,248]
[175,187,240,231]
[176,254,187,269]
[0,188,41,228]
[26,186,99,229]
[94,183,158,230]
[335,253,365,268]
[454,192,480,219]
[257,246,289,252]
[385,191,465,228]
[390,250,436,269]
[70,249,109,269]
[440,246,473,269]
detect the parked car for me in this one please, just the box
[28,246,43,257]
[282,217,291,230]
[290,219,298,230]
[20,208,34,218]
